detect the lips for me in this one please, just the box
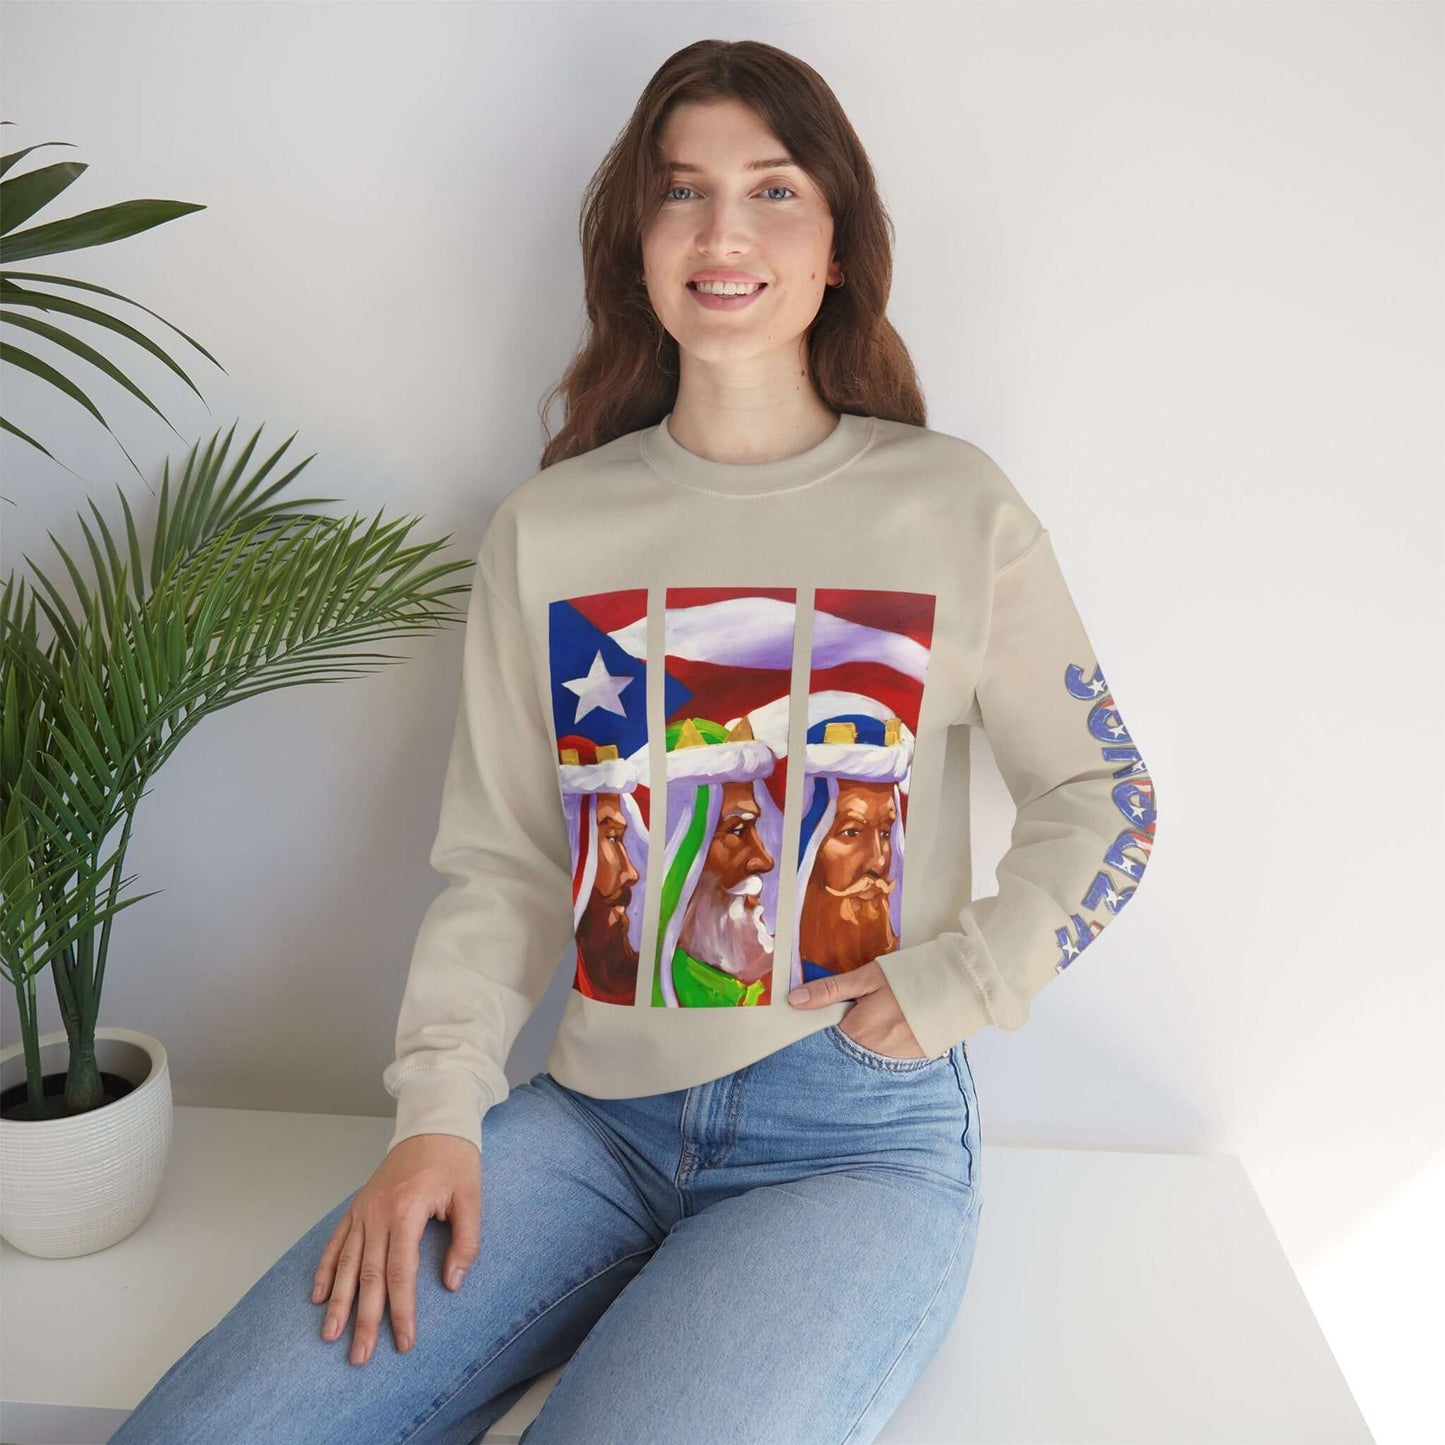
[686,281,769,312]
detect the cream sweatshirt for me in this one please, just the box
[381,411,1158,1153]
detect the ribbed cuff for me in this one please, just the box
[386,1068,488,1155]
[874,934,994,1059]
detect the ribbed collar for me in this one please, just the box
[637,410,877,497]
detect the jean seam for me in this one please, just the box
[836,1212,974,1445]
[948,1048,977,1189]
[675,1084,698,1207]
[396,1243,657,1444]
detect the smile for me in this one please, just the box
[687,282,768,312]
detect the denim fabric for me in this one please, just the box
[110,1025,982,1445]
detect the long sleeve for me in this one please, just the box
[875,524,1158,1059]
[380,525,575,1154]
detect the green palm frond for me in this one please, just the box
[0,421,476,1117]
[0,122,225,491]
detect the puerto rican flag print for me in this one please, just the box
[548,589,652,1006]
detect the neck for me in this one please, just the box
[667,379,840,466]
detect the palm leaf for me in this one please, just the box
[0,125,224,479]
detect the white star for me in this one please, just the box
[562,651,634,722]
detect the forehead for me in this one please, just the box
[834,782,898,821]
[657,98,794,172]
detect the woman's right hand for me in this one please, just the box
[311,1132,482,1366]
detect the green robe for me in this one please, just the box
[653,942,766,1007]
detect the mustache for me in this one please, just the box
[823,874,894,898]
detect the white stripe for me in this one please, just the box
[808,609,930,682]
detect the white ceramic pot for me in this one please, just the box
[0,1026,172,1258]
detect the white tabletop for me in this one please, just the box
[0,1106,1373,1445]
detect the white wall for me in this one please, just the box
[2,3,1439,1440]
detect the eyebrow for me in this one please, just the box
[665,157,799,173]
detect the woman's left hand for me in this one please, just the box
[787,960,927,1059]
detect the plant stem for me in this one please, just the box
[54,799,142,1115]
[63,1029,102,1112]
[92,800,140,1008]
[7,965,52,1120]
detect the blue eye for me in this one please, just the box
[665,184,797,202]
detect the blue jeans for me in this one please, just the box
[110,1024,982,1445]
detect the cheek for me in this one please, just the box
[779,228,834,282]
[643,211,690,251]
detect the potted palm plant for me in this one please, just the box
[0,426,473,1256]
[0,123,475,1257]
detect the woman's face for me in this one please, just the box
[640,97,841,372]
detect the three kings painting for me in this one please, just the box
[547,586,935,1009]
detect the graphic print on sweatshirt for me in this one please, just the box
[652,588,797,1008]
[793,590,938,992]
[548,589,651,1005]
[1055,662,1156,970]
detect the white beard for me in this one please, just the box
[680,872,775,983]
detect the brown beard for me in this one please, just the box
[799,881,897,972]
[577,886,639,998]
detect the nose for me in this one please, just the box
[692,194,755,260]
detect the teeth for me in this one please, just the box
[692,280,763,295]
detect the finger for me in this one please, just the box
[789,962,877,1007]
[386,1208,425,1354]
[442,1169,482,1292]
[350,1213,390,1366]
[321,1215,361,1344]
[312,1213,350,1305]
[788,976,831,1006]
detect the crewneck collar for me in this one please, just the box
[638,410,876,497]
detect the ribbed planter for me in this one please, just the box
[0,1027,172,1258]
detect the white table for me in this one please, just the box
[0,1106,1374,1445]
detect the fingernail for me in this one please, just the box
[397,1333,411,1351]
[447,1269,464,1290]
[789,987,810,1004]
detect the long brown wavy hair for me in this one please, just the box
[538,39,926,468]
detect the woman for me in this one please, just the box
[113,38,1155,1445]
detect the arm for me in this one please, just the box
[875,525,1158,1058]
[380,523,574,1153]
